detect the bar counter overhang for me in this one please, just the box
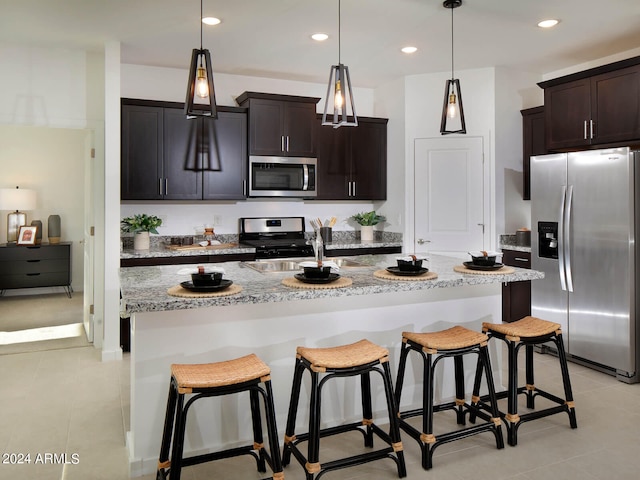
[120,254,543,477]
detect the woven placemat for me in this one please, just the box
[282,276,353,289]
[453,265,515,275]
[167,284,243,298]
[373,269,438,281]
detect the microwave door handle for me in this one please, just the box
[558,185,568,292]
[302,165,309,190]
[564,185,574,292]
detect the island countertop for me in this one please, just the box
[120,253,543,314]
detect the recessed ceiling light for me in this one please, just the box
[311,33,329,41]
[202,17,221,26]
[401,46,418,54]
[537,19,559,28]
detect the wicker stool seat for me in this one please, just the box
[156,354,283,480]
[471,316,577,446]
[283,339,407,479]
[395,326,504,470]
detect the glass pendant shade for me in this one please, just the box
[440,78,466,134]
[185,48,217,119]
[322,63,358,128]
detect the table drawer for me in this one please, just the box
[0,272,70,289]
[502,250,531,269]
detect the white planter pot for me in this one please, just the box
[360,225,374,242]
[134,231,150,250]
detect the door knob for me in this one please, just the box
[417,238,431,245]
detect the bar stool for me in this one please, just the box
[156,354,283,480]
[282,339,406,479]
[394,326,504,470]
[471,316,577,446]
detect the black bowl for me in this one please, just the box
[471,255,497,266]
[303,266,332,279]
[191,272,223,286]
[397,259,423,271]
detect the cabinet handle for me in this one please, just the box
[165,178,168,195]
[26,273,41,276]
[286,136,290,152]
[590,120,594,139]
[27,259,41,263]
[514,257,529,262]
[243,180,247,196]
[159,178,163,195]
[348,181,351,196]
[281,136,285,152]
[352,181,356,197]
[583,120,588,140]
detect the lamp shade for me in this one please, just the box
[0,187,36,211]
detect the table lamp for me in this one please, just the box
[0,186,37,243]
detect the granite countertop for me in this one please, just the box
[499,234,532,253]
[120,253,544,314]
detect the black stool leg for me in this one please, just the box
[380,361,407,478]
[394,341,411,407]
[454,355,466,425]
[361,372,374,448]
[554,333,578,429]
[525,344,536,409]
[505,339,520,446]
[469,352,485,423]
[478,344,505,449]
[283,358,306,467]
[249,388,267,472]
[423,352,436,470]
[306,370,321,480]
[261,379,285,478]
[157,380,178,478]
[168,392,187,480]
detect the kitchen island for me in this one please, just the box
[121,254,543,477]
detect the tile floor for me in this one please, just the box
[1,344,640,480]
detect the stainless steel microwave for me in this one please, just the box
[248,156,317,197]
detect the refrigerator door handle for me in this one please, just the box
[565,185,574,292]
[558,185,568,291]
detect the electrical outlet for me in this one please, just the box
[213,215,221,225]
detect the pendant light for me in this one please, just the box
[322,0,358,128]
[440,0,466,135]
[185,0,217,119]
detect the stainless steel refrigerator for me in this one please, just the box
[530,147,640,383]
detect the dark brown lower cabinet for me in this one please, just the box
[502,250,531,323]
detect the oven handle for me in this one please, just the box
[302,164,309,191]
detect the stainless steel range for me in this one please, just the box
[239,217,314,259]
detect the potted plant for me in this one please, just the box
[351,210,386,242]
[121,214,163,250]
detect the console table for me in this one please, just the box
[0,243,72,297]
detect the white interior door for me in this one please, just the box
[414,137,485,256]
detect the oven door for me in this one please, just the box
[249,156,317,197]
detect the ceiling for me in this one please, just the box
[2,0,640,88]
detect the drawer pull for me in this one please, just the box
[27,259,42,263]
[26,273,41,276]
[514,257,529,262]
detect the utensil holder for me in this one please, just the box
[320,227,332,243]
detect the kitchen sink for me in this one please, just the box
[243,257,369,273]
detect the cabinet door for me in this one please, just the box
[203,111,248,199]
[316,121,349,199]
[501,250,531,323]
[248,99,285,156]
[591,65,640,144]
[284,102,317,157]
[121,105,163,200]
[544,79,591,150]
[163,109,202,200]
[350,120,387,200]
[521,106,545,201]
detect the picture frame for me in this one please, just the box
[17,225,37,246]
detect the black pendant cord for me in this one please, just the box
[450,3,454,81]
[200,0,203,50]
[338,0,341,65]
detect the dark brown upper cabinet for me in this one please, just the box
[236,92,320,157]
[315,116,388,200]
[121,99,247,201]
[539,57,640,151]
[521,106,546,201]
